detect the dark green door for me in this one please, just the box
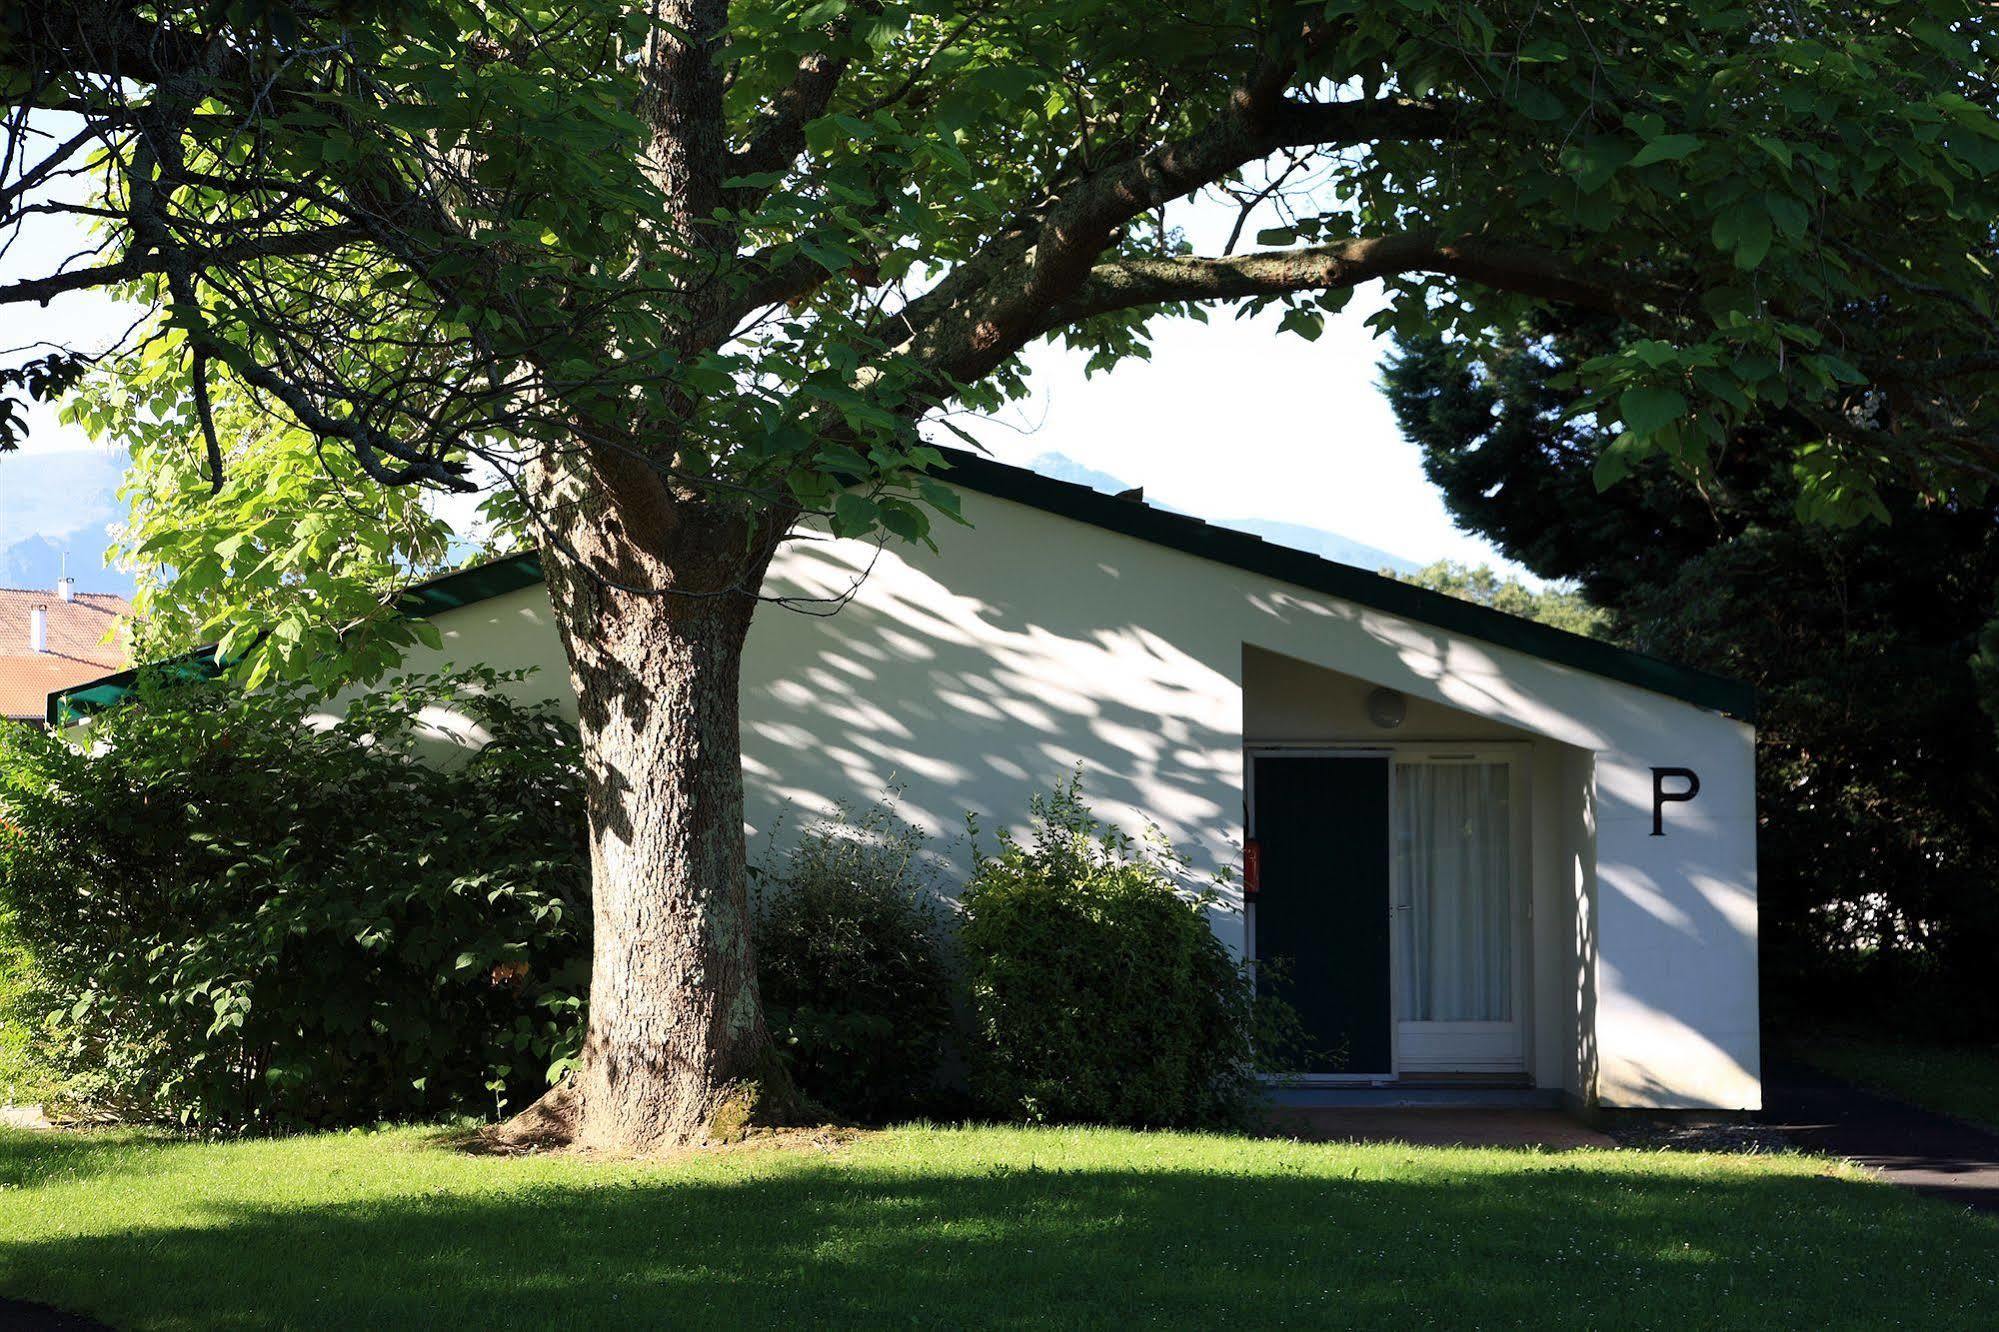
[1251,753,1393,1075]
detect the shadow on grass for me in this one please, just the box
[2,1136,1996,1329]
[0,1127,188,1191]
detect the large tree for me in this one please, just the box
[5,0,1999,1150]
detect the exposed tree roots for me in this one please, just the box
[480,1066,807,1157]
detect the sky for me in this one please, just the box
[1,138,138,594]
[946,288,1511,572]
[1,177,1524,596]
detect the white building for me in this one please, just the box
[55,452,1759,1111]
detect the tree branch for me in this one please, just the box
[879,56,1462,381]
[1040,234,1628,333]
[643,0,732,233]
[1014,25,1444,294]
[726,48,851,190]
[1267,95,1463,151]
[7,1,243,86]
[0,224,368,306]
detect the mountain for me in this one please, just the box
[0,449,135,596]
[0,442,1424,598]
[0,525,135,597]
[1023,453,1137,497]
[1022,452,1421,575]
[1203,517,1420,576]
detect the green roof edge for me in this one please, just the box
[937,449,1756,722]
[45,554,547,726]
[49,449,1754,726]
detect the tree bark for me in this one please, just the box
[494,509,798,1153]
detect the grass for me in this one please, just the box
[0,1124,1996,1329]
[1795,1035,1999,1133]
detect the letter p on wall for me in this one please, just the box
[1650,766,1700,836]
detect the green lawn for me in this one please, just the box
[2,1125,1996,1329]
[1795,1036,1999,1133]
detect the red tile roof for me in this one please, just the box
[0,588,132,723]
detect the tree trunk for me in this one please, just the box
[495,530,797,1153]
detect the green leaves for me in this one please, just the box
[1629,134,1701,167]
[831,491,879,538]
[1510,83,1568,123]
[957,775,1269,1128]
[1277,307,1325,341]
[1793,443,1893,527]
[752,795,953,1121]
[1765,192,1811,241]
[0,668,590,1130]
[875,498,928,543]
[86,370,479,692]
[1711,202,1774,269]
[1618,386,1690,437]
[39,0,1999,620]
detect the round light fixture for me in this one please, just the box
[1366,687,1407,730]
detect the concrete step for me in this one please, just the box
[1265,1084,1562,1110]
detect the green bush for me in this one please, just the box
[0,668,589,1131]
[958,778,1269,1129]
[751,798,954,1123]
[0,907,63,1107]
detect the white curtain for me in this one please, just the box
[1395,763,1512,1023]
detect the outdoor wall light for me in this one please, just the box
[1366,687,1407,730]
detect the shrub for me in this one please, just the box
[751,798,954,1122]
[0,908,63,1107]
[0,668,589,1131]
[957,777,1269,1129]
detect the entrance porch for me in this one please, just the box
[1240,646,1593,1103]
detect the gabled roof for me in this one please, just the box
[48,449,1755,725]
[938,451,1755,720]
[2,588,130,723]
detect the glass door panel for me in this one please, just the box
[1393,761,1522,1073]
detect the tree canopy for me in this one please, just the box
[1393,559,1610,640]
[6,2,1998,604]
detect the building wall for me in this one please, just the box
[398,486,1759,1110]
[1244,644,1537,742]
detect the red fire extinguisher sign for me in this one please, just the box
[1243,839,1261,899]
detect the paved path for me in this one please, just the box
[1762,1059,1999,1215]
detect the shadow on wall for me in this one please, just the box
[1592,847,1760,1107]
[1292,593,1757,1107]
[742,538,1247,900]
[743,508,1725,889]
[1,1133,1993,1328]
[741,520,1758,1104]
[1571,752,1600,1104]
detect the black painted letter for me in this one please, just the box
[1650,767,1700,836]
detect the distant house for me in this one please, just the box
[2,580,129,727]
[53,452,1758,1113]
